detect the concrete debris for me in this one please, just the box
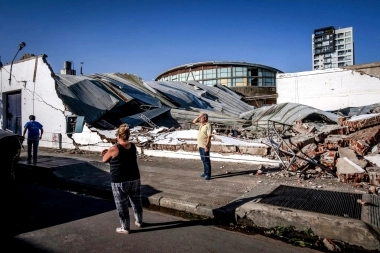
[262,103,380,188]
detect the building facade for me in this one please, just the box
[277,66,380,111]
[155,61,282,87]
[312,26,354,70]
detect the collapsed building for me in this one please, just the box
[0,55,379,191]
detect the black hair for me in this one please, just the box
[29,115,36,120]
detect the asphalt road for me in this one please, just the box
[4,182,324,253]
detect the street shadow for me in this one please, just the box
[5,182,116,237]
[211,170,258,179]
[211,166,282,179]
[129,219,209,233]
[212,194,269,222]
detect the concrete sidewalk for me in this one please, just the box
[17,148,380,251]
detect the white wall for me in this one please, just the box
[277,68,380,111]
[0,56,76,149]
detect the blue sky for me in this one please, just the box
[1,0,379,81]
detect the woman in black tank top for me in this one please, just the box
[101,124,143,234]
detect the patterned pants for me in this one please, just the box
[111,179,143,231]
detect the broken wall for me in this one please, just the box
[0,55,79,150]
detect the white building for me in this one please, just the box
[312,26,354,70]
[276,66,380,111]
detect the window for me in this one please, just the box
[217,67,231,78]
[314,60,319,64]
[220,78,231,87]
[324,64,331,68]
[336,33,344,38]
[170,74,178,81]
[345,38,351,43]
[345,44,352,49]
[345,31,351,37]
[248,77,258,86]
[203,69,216,79]
[322,35,330,40]
[338,62,345,67]
[203,80,214,86]
[336,39,344,44]
[322,41,330,46]
[193,70,201,80]
[179,72,187,81]
[263,78,274,86]
[324,53,331,57]
[322,46,330,52]
[248,68,258,76]
[324,58,331,63]
[338,57,345,61]
[261,70,274,77]
[338,51,345,55]
[338,45,344,50]
[314,66,319,70]
[235,78,246,87]
[232,67,246,77]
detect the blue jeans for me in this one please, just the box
[199,147,211,178]
[27,138,39,161]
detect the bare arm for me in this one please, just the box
[40,128,44,139]
[101,145,119,163]
[22,128,27,137]
[205,135,212,152]
[193,113,203,124]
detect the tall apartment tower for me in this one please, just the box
[312,26,354,70]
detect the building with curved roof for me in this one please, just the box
[155,61,282,87]
[155,61,283,107]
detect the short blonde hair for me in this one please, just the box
[116,123,130,140]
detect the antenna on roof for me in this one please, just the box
[80,62,84,75]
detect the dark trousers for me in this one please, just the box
[199,147,211,178]
[27,139,39,161]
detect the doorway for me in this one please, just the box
[6,91,22,135]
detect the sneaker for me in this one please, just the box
[200,173,206,177]
[205,177,211,180]
[116,227,129,234]
[135,221,143,228]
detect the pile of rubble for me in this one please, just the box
[268,113,380,194]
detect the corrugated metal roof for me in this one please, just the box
[145,81,213,110]
[242,102,339,129]
[55,74,125,124]
[89,74,162,107]
[120,106,171,128]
